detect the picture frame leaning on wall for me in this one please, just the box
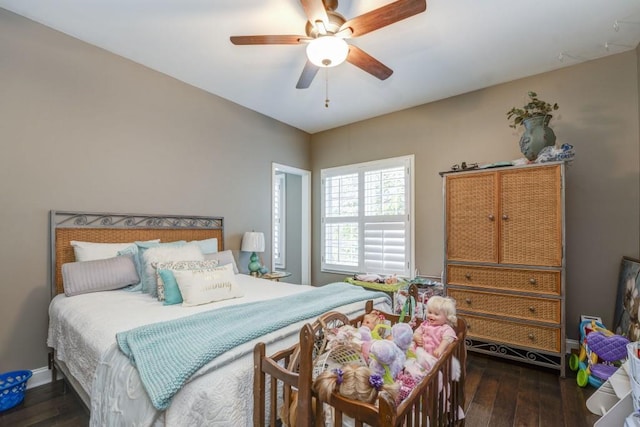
[613,256,640,341]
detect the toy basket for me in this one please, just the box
[0,370,32,412]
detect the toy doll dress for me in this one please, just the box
[420,323,457,355]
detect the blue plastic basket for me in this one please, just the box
[0,370,32,412]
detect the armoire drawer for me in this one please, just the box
[463,314,561,353]
[447,264,561,295]
[448,289,560,324]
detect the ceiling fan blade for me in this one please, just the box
[346,45,393,80]
[300,0,329,29]
[339,0,426,38]
[296,60,320,89]
[230,35,310,45]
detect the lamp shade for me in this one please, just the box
[241,232,265,253]
[306,36,349,68]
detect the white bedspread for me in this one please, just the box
[47,275,390,426]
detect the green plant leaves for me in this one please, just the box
[507,92,559,128]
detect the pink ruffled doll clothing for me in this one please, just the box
[418,323,457,355]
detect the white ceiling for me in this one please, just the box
[3,0,640,134]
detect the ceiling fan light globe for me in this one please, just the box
[306,36,348,68]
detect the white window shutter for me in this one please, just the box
[321,155,414,277]
[273,173,285,268]
[363,222,406,275]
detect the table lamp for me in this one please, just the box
[241,231,265,276]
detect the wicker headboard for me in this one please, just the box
[50,211,224,297]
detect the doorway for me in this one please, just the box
[272,163,311,285]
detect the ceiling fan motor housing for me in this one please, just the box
[305,10,346,37]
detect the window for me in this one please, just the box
[273,173,286,269]
[321,155,414,277]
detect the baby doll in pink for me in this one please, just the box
[414,296,458,357]
[396,296,462,403]
[404,296,458,380]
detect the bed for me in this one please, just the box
[47,211,391,426]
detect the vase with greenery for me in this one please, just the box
[507,91,559,160]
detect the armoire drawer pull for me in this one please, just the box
[528,333,535,340]
[502,214,509,220]
[465,298,472,305]
[465,273,472,280]
[488,214,495,221]
[529,278,537,285]
[529,306,536,312]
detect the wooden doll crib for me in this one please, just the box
[253,300,467,427]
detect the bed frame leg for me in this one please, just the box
[48,350,58,382]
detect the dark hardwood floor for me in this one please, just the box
[0,353,602,426]
[0,379,89,427]
[463,353,601,427]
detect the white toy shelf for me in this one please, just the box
[587,361,633,426]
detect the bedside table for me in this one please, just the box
[260,271,291,282]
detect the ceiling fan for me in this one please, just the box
[230,0,427,89]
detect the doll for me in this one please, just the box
[326,324,364,350]
[361,310,385,332]
[313,364,399,404]
[281,390,317,427]
[413,296,457,358]
[359,310,387,340]
[405,296,457,380]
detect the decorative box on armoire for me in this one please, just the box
[442,161,566,376]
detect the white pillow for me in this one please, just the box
[174,263,243,307]
[71,240,156,262]
[142,243,204,298]
[71,239,160,262]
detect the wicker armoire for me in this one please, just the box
[442,162,566,376]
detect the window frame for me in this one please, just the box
[320,155,415,277]
[273,172,286,269]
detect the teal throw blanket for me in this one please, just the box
[116,282,389,410]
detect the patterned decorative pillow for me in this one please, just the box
[174,263,243,307]
[154,259,220,301]
[141,242,203,297]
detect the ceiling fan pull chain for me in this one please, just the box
[325,67,330,108]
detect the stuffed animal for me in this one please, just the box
[391,323,413,352]
[363,323,413,384]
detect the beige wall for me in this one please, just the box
[0,9,311,371]
[311,51,640,340]
[2,7,640,373]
